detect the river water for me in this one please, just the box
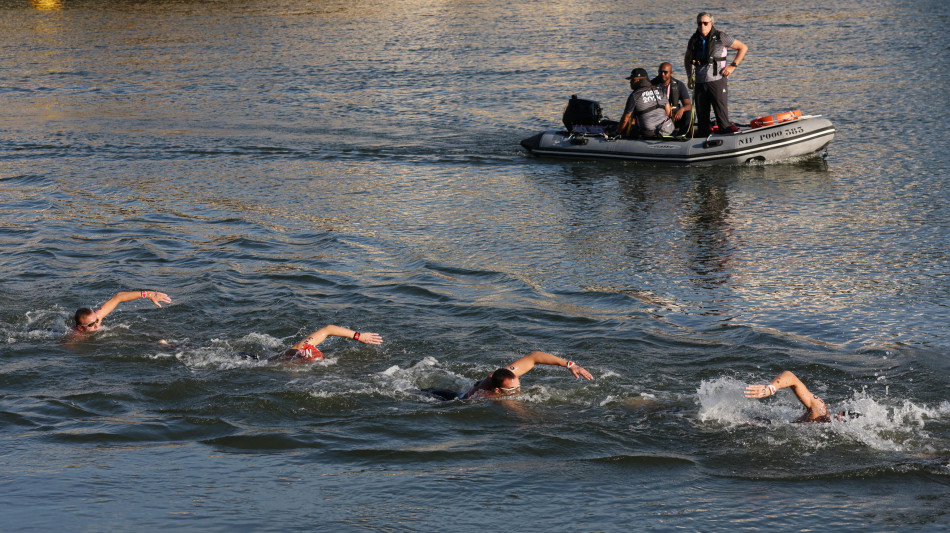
[1,0,948,530]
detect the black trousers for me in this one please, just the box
[694,77,731,136]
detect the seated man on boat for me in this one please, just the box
[618,67,674,139]
[424,351,594,400]
[651,62,692,134]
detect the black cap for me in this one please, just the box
[625,67,649,80]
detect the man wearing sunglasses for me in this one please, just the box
[457,351,594,400]
[651,62,693,135]
[73,290,172,333]
[684,11,748,136]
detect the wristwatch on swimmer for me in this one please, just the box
[730,62,738,67]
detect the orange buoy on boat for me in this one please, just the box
[751,110,803,128]
[775,110,803,123]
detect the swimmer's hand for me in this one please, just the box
[144,291,172,308]
[570,365,594,380]
[356,332,383,345]
[744,384,774,399]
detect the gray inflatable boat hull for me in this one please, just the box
[521,115,835,165]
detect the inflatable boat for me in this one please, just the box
[521,98,836,165]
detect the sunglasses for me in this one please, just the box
[659,70,672,74]
[79,316,100,329]
[699,21,712,26]
[499,385,521,393]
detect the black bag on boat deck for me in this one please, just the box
[562,95,603,131]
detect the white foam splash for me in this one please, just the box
[372,357,470,399]
[597,369,622,380]
[4,307,78,343]
[150,333,337,371]
[696,376,947,452]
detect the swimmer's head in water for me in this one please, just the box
[270,344,324,363]
[490,368,520,394]
[296,344,324,361]
[74,308,101,332]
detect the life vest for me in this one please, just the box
[688,28,728,76]
[668,79,682,107]
[632,82,665,117]
[632,84,672,137]
[651,76,683,107]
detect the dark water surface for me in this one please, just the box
[2,0,948,530]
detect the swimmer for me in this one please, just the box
[266,325,382,363]
[745,371,833,423]
[73,290,172,334]
[425,351,594,401]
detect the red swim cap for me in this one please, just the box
[297,343,324,361]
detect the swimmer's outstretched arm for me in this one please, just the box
[744,371,827,417]
[290,325,383,351]
[97,290,172,319]
[504,351,594,380]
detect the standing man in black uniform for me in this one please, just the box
[684,12,748,136]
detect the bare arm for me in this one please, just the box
[618,112,634,137]
[674,97,692,121]
[504,351,593,380]
[722,39,748,77]
[96,290,171,319]
[745,371,827,419]
[680,93,692,110]
[290,325,382,350]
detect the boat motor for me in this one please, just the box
[562,95,603,132]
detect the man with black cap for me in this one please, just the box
[618,67,673,139]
